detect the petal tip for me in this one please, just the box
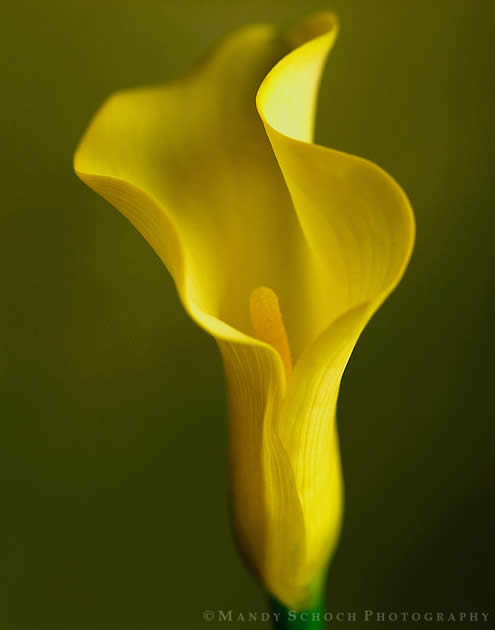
[283,11,339,51]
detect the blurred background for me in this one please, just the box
[1,1,494,628]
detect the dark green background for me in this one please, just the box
[1,1,494,628]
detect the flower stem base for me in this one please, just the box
[269,593,326,629]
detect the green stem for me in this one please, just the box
[269,592,326,629]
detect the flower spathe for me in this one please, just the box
[74,12,415,610]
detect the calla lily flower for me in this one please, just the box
[74,11,414,612]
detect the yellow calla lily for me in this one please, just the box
[74,11,414,611]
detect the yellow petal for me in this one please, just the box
[74,22,303,605]
[254,12,414,605]
[74,11,414,611]
[74,25,309,348]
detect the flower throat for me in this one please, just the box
[249,286,292,380]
